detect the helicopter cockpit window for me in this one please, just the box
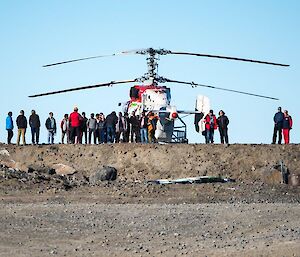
[130,87,139,98]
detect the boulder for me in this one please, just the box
[89,166,117,185]
[0,149,10,157]
[52,164,76,176]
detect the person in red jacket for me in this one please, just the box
[69,107,82,144]
[282,110,293,144]
[204,109,218,144]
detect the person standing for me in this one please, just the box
[80,112,88,144]
[98,113,106,143]
[16,110,27,146]
[45,112,57,144]
[60,114,69,144]
[29,110,41,145]
[217,110,229,145]
[204,110,218,144]
[282,110,293,144]
[6,111,14,144]
[87,113,97,144]
[139,111,148,143]
[129,111,140,143]
[272,107,284,144]
[105,111,118,143]
[115,112,126,143]
[123,112,130,143]
[147,112,158,143]
[69,107,82,144]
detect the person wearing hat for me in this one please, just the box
[204,109,218,144]
[272,107,284,144]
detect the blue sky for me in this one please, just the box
[1,0,299,143]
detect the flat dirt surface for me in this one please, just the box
[0,144,300,256]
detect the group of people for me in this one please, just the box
[5,107,159,145]
[6,110,58,146]
[202,110,230,145]
[4,106,294,145]
[272,107,293,144]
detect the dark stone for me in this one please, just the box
[89,166,117,185]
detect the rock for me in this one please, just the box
[0,149,10,156]
[52,164,76,176]
[89,166,117,185]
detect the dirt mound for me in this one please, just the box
[1,143,300,183]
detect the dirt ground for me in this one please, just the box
[0,143,300,256]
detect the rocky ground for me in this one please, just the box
[0,143,300,256]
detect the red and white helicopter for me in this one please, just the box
[29,48,288,143]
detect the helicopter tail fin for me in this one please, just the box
[195,95,210,133]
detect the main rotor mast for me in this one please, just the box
[135,48,171,85]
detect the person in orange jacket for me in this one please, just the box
[282,110,293,144]
[204,109,218,144]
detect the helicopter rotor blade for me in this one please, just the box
[168,51,289,67]
[164,78,279,100]
[28,79,137,98]
[42,50,142,67]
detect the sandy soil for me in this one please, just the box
[0,143,300,256]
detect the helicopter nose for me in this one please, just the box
[171,112,178,119]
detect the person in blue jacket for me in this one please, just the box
[6,111,14,144]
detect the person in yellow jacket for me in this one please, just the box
[147,112,158,143]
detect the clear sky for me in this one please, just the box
[1,0,299,144]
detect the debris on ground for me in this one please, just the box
[147,176,235,185]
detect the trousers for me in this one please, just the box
[283,128,290,144]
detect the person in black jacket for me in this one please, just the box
[29,110,41,145]
[129,111,140,143]
[217,110,229,145]
[80,112,88,144]
[105,111,118,143]
[272,107,284,144]
[45,112,57,144]
[16,110,27,146]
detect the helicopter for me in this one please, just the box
[29,48,289,143]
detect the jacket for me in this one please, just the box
[116,116,126,133]
[148,115,158,132]
[6,116,13,130]
[140,116,148,129]
[129,115,139,128]
[29,114,41,128]
[105,113,118,127]
[16,115,27,129]
[45,117,57,132]
[60,119,69,132]
[217,115,229,129]
[204,114,217,130]
[69,111,82,127]
[274,112,284,126]
[96,119,105,130]
[87,118,97,130]
[81,117,88,131]
[283,115,292,129]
